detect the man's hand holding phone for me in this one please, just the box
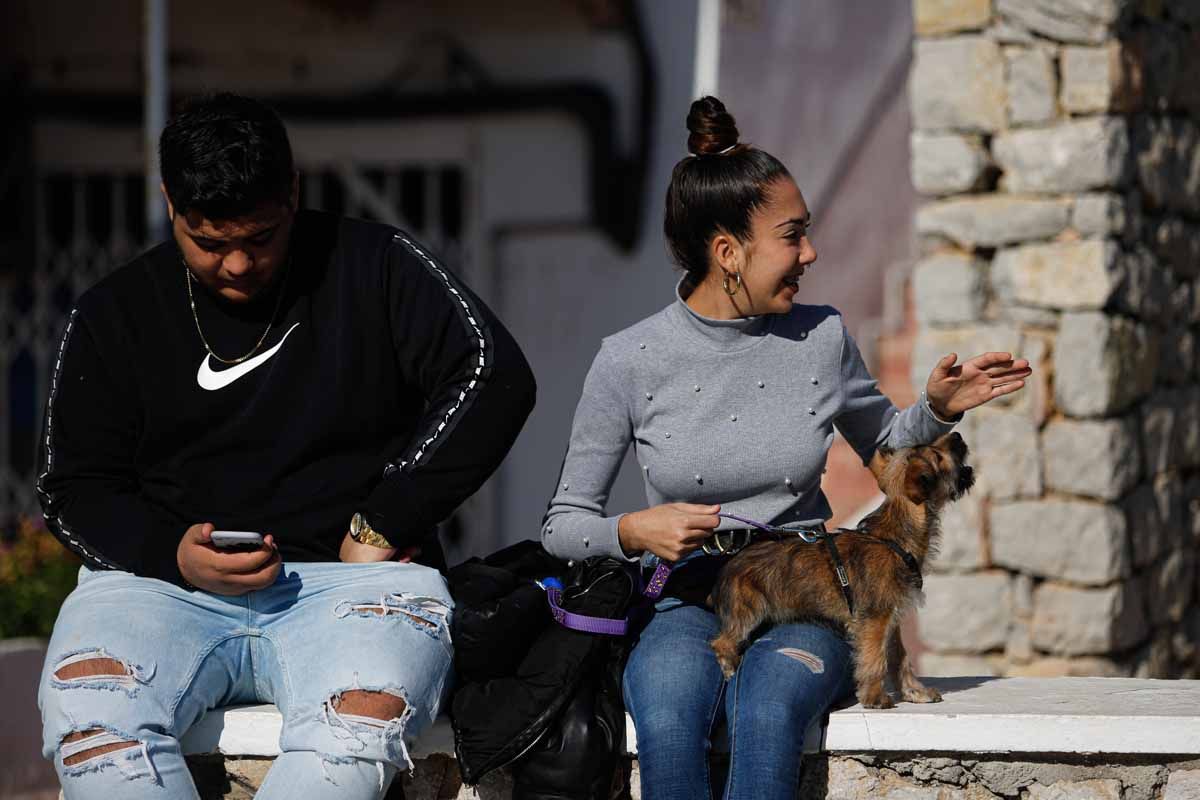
[178,522,281,595]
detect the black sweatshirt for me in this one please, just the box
[37,210,536,587]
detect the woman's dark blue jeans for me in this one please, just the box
[623,603,855,800]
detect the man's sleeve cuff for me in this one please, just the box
[364,470,436,549]
[142,523,192,589]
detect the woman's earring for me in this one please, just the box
[722,271,743,296]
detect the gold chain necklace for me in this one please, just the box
[185,260,290,365]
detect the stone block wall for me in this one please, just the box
[908,0,1200,678]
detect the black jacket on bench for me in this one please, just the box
[37,211,536,585]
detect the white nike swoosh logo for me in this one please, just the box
[196,322,301,391]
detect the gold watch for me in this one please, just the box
[350,512,393,548]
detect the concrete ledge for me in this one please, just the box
[181,676,1200,759]
[817,676,1200,755]
[181,704,458,759]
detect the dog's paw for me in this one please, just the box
[901,684,942,704]
[857,689,895,709]
[711,637,741,678]
[716,655,739,679]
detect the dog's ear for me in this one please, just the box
[904,457,938,505]
[868,445,893,480]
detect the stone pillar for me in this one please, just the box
[908,0,1200,678]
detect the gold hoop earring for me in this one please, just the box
[722,271,742,296]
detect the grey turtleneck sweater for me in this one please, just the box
[540,283,959,564]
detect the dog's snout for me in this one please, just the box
[955,464,976,496]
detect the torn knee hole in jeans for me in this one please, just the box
[57,724,160,783]
[777,647,826,673]
[333,594,450,638]
[330,688,408,721]
[320,679,416,778]
[51,648,154,695]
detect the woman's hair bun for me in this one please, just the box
[687,96,740,156]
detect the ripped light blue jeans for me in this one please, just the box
[38,561,454,800]
[623,603,855,800]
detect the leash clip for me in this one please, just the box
[701,529,753,556]
[795,528,823,544]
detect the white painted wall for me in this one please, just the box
[475,114,590,229]
[473,0,703,558]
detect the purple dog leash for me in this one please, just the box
[541,578,633,636]
[543,512,820,634]
[541,559,675,636]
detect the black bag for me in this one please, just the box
[447,541,639,799]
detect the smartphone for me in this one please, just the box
[210,530,265,549]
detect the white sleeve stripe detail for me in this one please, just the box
[36,309,121,571]
[384,232,488,474]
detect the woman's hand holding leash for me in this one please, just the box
[618,503,721,562]
[926,351,1033,418]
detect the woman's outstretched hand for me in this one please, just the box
[926,352,1033,418]
[618,503,721,562]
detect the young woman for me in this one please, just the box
[540,97,1031,800]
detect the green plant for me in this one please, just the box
[0,517,80,639]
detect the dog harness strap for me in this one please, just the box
[821,534,855,614]
[880,540,923,589]
[837,528,924,590]
[840,532,921,587]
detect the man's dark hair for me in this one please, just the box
[159,92,295,220]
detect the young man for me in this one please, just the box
[36,92,536,799]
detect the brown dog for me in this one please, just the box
[709,431,974,709]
